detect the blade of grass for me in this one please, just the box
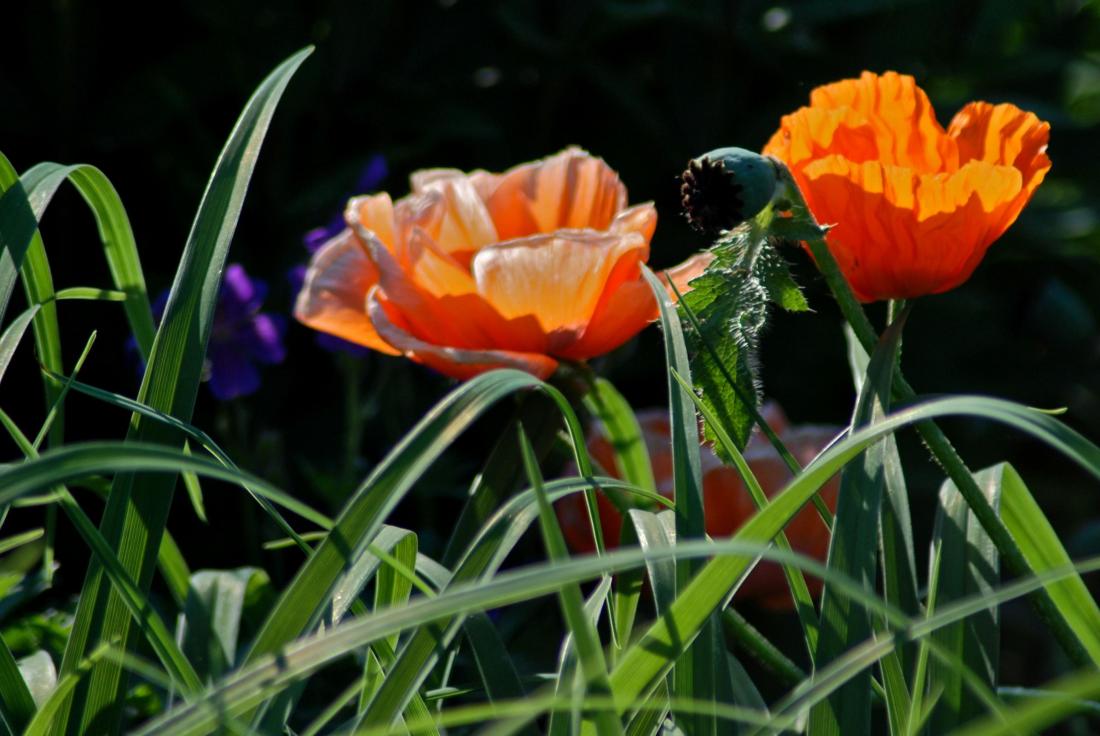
[809,308,905,735]
[134,539,1100,736]
[643,265,722,736]
[803,225,1098,670]
[0,152,37,326]
[604,392,1100,715]
[520,424,621,735]
[926,467,1001,732]
[55,46,312,736]
[672,368,820,660]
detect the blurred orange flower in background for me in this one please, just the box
[295,147,708,379]
[764,71,1050,302]
[556,404,841,608]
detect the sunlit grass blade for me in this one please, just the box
[546,577,613,736]
[520,424,620,735]
[806,235,1096,670]
[643,265,722,736]
[0,627,38,734]
[997,462,1100,663]
[0,303,40,384]
[672,368,820,659]
[442,394,563,569]
[54,46,313,735]
[954,673,1100,736]
[0,151,37,326]
[810,309,905,735]
[605,393,1100,715]
[46,371,331,533]
[255,370,600,731]
[19,163,155,356]
[926,467,1001,731]
[133,536,1099,736]
[582,376,657,494]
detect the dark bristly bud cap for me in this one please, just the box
[680,147,779,233]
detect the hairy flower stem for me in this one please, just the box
[806,235,1093,668]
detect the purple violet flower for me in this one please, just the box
[135,264,285,401]
[293,154,389,356]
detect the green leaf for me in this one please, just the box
[0,152,38,326]
[946,669,1100,736]
[520,425,620,735]
[57,46,313,736]
[809,309,904,736]
[606,390,1100,718]
[547,577,613,736]
[0,304,40,385]
[644,265,725,736]
[0,630,38,733]
[181,568,270,682]
[998,463,1100,664]
[756,243,810,312]
[582,377,658,495]
[924,466,1001,731]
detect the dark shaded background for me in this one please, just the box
[3,0,1100,706]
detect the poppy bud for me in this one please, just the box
[680,147,780,234]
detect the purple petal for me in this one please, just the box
[244,313,287,364]
[206,342,261,400]
[355,154,389,193]
[304,226,336,254]
[287,264,308,296]
[222,264,256,304]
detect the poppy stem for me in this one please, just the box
[804,232,1094,670]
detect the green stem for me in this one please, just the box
[805,236,1093,668]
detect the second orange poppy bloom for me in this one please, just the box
[764,71,1050,302]
[295,147,707,379]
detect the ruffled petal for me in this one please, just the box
[293,229,398,354]
[948,101,1051,192]
[795,156,1023,301]
[345,193,397,251]
[366,288,558,380]
[806,71,956,171]
[472,230,647,353]
[486,147,628,240]
[409,175,499,264]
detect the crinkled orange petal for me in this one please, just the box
[806,71,956,170]
[797,156,1023,301]
[293,229,399,354]
[610,202,657,243]
[486,147,628,240]
[472,230,647,353]
[366,288,558,380]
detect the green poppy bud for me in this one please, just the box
[680,147,779,233]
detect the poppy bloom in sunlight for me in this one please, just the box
[763,71,1051,302]
[556,403,841,608]
[294,147,708,380]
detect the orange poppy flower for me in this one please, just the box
[763,71,1051,302]
[555,403,841,608]
[295,147,709,380]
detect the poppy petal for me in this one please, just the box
[366,288,558,380]
[294,229,399,354]
[486,147,628,239]
[471,230,647,351]
[345,193,397,251]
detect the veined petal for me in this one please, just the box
[948,101,1051,194]
[807,71,956,171]
[610,202,657,242]
[357,226,537,351]
[294,229,398,354]
[367,288,558,380]
[345,193,397,252]
[486,147,628,240]
[472,230,647,352]
[411,175,499,264]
